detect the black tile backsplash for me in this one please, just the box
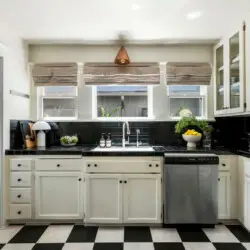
[10,117,250,151]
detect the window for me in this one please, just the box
[92,85,153,119]
[38,86,77,120]
[168,85,207,118]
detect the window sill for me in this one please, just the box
[92,117,156,122]
[170,116,214,121]
[42,117,78,121]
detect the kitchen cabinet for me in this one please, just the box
[245,20,250,112]
[244,176,250,231]
[214,22,245,116]
[84,173,162,224]
[218,172,231,219]
[84,174,123,224]
[123,174,161,223]
[35,172,83,219]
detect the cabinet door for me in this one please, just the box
[123,174,162,224]
[244,176,250,231]
[214,41,227,115]
[35,172,83,219]
[227,25,245,114]
[218,172,231,219]
[84,174,123,223]
[238,157,245,224]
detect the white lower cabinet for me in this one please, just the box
[84,174,123,224]
[218,172,231,219]
[84,173,162,224]
[35,172,83,219]
[244,176,250,231]
[123,174,161,223]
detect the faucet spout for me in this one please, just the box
[122,121,130,147]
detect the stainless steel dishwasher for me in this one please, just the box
[163,153,219,225]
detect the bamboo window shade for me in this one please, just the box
[166,62,212,85]
[32,63,78,86]
[83,63,160,85]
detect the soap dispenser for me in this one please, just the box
[99,133,106,148]
[106,133,112,148]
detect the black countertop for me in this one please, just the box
[5,145,235,156]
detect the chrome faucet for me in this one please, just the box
[122,121,130,147]
[136,129,142,147]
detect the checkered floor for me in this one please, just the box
[0,224,249,250]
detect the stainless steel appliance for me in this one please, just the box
[164,153,219,225]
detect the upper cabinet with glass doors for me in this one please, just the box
[214,22,246,116]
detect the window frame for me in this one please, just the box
[37,86,78,121]
[167,85,208,120]
[92,85,154,121]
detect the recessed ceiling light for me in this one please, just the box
[132,3,141,11]
[186,11,203,20]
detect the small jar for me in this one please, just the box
[106,133,112,148]
[99,133,106,148]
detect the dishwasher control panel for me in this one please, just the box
[164,153,219,165]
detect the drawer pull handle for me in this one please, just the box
[119,180,122,183]
[149,164,152,167]
[17,211,21,215]
[87,164,91,167]
[78,178,82,181]
[124,180,127,184]
[156,164,159,167]
[222,163,226,166]
[17,195,21,198]
[17,178,22,182]
[94,164,98,167]
[218,178,220,181]
[57,164,60,167]
[17,164,21,167]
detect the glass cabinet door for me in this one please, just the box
[229,32,240,109]
[215,45,225,111]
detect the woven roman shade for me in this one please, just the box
[32,63,78,86]
[83,63,160,85]
[166,62,212,85]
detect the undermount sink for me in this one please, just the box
[91,146,155,152]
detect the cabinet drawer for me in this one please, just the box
[10,172,32,187]
[219,157,230,171]
[9,204,31,219]
[85,160,161,173]
[10,188,31,203]
[245,162,250,177]
[35,159,82,171]
[10,159,32,171]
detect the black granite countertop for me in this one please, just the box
[5,145,234,156]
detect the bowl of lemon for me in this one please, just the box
[182,129,202,148]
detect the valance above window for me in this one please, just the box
[83,63,160,85]
[166,62,212,85]
[32,62,78,86]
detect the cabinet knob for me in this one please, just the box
[218,178,220,181]
[94,164,98,167]
[156,164,159,167]
[17,164,21,167]
[78,178,82,181]
[57,164,60,167]
[119,180,122,183]
[222,163,226,166]
[87,164,91,167]
[17,194,21,198]
[17,211,21,215]
[149,164,152,167]
[17,178,22,182]
[124,180,127,184]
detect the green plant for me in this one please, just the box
[101,106,121,117]
[175,116,213,134]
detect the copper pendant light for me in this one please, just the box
[114,46,130,65]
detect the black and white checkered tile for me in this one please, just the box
[0,224,250,250]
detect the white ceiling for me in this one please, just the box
[0,0,249,43]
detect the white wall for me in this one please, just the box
[0,23,30,227]
[29,44,214,120]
